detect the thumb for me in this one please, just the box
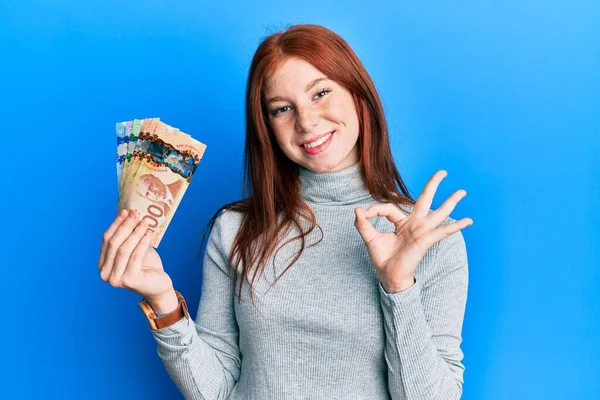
[354,207,379,244]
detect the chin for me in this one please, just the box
[300,157,346,173]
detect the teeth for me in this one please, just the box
[302,132,332,148]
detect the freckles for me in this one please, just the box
[271,119,295,144]
[326,91,354,118]
[323,99,344,119]
[277,117,295,132]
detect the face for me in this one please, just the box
[136,174,166,202]
[263,57,360,173]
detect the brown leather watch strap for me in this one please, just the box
[138,291,189,331]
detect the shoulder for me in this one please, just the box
[210,207,244,247]
[214,207,244,230]
[203,208,245,273]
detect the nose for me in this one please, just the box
[295,105,319,133]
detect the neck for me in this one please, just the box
[297,161,372,204]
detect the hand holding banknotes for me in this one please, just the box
[98,209,179,313]
[97,118,207,314]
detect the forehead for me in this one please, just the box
[264,57,326,95]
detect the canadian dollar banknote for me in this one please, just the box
[115,118,207,247]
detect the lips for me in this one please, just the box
[300,130,335,155]
[300,130,335,147]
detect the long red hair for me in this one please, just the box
[200,24,415,308]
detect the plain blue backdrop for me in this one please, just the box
[1,1,598,399]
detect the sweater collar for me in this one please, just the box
[298,161,372,204]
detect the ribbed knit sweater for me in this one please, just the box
[150,161,469,399]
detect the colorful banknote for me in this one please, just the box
[115,118,207,247]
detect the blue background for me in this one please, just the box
[1,1,598,399]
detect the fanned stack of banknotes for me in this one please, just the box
[115,118,207,248]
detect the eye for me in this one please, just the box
[271,105,292,116]
[314,87,332,100]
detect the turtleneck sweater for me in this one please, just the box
[150,161,469,400]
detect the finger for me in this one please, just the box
[109,219,149,287]
[414,170,447,218]
[354,207,380,244]
[121,229,153,289]
[100,210,140,281]
[99,209,129,269]
[363,203,407,225]
[429,218,473,244]
[426,189,467,228]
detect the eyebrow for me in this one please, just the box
[266,77,330,104]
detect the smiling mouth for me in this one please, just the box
[301,131,334,149]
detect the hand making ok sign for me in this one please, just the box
[354,170,473,294]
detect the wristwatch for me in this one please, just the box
[138,291,189,330]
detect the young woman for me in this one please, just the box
[98,24,473,400]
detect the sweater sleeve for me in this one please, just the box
[378,225,468,400]
[149,212,241,400]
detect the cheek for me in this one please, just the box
[322,99,345,120]
[326,95,357,124]
[270,121,298,151]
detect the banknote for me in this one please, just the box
[115,122,127,184]
[115,120,133,186]
[121,120,169,211]
[116,119,206,247]
[119,119,145,196]
[151,131,207,245]
[119,118,159,210]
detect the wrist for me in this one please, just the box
[382,276,416,294]
[145,290,179,315]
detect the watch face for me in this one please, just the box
[137,303,156,330]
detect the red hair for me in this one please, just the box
[201,24,415,308]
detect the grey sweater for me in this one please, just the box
[150,161,469,399]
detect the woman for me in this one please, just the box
[98,24,472,399]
